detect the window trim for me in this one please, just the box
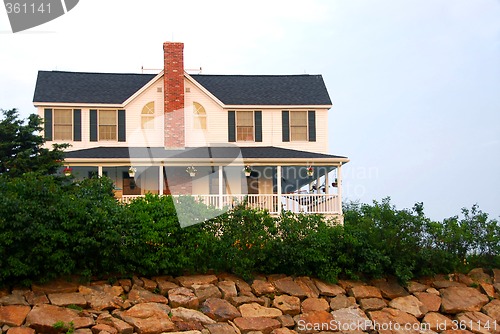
[52,108,74,141]
[141,102,155,130]
[236,110,255,142]
[193,102,207,130]
[98,109,118,141]
[289,110,309,142]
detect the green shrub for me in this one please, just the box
[0,173,498,285]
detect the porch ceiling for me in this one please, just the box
[63,146,349,166]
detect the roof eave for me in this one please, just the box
[64,157,349,166]
[33,102,124,108]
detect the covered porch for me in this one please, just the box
[62,146,349,216]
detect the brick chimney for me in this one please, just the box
[163,42,185,148]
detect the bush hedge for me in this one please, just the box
[0,173,498,286]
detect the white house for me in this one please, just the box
[33,42,349,217]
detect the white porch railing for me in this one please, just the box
[120,194,340,215]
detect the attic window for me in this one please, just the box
[193,102,206,129]
[141,101,155,129]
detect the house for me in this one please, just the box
[33,42,349,219]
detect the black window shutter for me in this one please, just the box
[228,111,236,142]
[308,110,316,142]
[118,109,126,142]
[254,110,262,142]
[73,109,81,141]
[44,108,53,140]
[90,109,97,142]
[282,110,290,142]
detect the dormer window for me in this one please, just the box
[193,102,206,129]
[141,101,155,129]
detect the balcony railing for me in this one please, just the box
[120,193,340,215]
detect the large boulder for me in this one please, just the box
[349,285,382,300]
[127,285,168,305]
[48,292,87,308]
[368,308,420,334]
[0,305,31,326]
[252,280,276,296]
[300,298,329,313]
[239,302,283,318]
[177,275,218,288]
[25,304,94,334]
[170,307,216,324]
[233,316,281,334]
[482,299,500,322]
[456,311,500,334]
[113,303,175,334]
[388,295,427,318]
[272,295,301,315]
[192,284,222,303]
[168,287,199,309]
[422,312,454,332]
[440,287,489,314]
[273,278,307,299]
[294,310,335,333]
[331,307,372,332]
[200,298,241,321]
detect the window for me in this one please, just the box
[290,111,308,141]
[53,109,73,140]
[98,110,117,140]
[236,111,254,141]
[141,102,154,129]
[193,102,207,129]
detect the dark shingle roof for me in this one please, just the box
[33,71,156,104]
[64,146,346,160]
[190,74,332,106]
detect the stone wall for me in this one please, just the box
[0,268,499,334]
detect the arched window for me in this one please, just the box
[193,102,207,129]
[141,102,154,129]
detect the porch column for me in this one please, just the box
[325,170,330,195]
[277,166,282,214]
[337,163,343,215]
[218,166,223,210]
[159,165,164,195]
[98,165,103,177]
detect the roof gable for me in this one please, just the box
[190,74,332,106]
[33,71,156,104]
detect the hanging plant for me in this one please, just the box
[186,166,197,177]
[243,165,252,177]
[128,167,137,177]
[332,178,338,187]
[307,166,314,177]
[63,167,72,177]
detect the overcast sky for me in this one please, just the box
[1,0,499,221]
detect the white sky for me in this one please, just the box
[1,0,499,221]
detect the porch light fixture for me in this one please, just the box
[243,165,252,177]
[332,178,338,187]
[307,166,314,177]
[186,165,197,177]
[128,166,137,177]
[63,166,72,177]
